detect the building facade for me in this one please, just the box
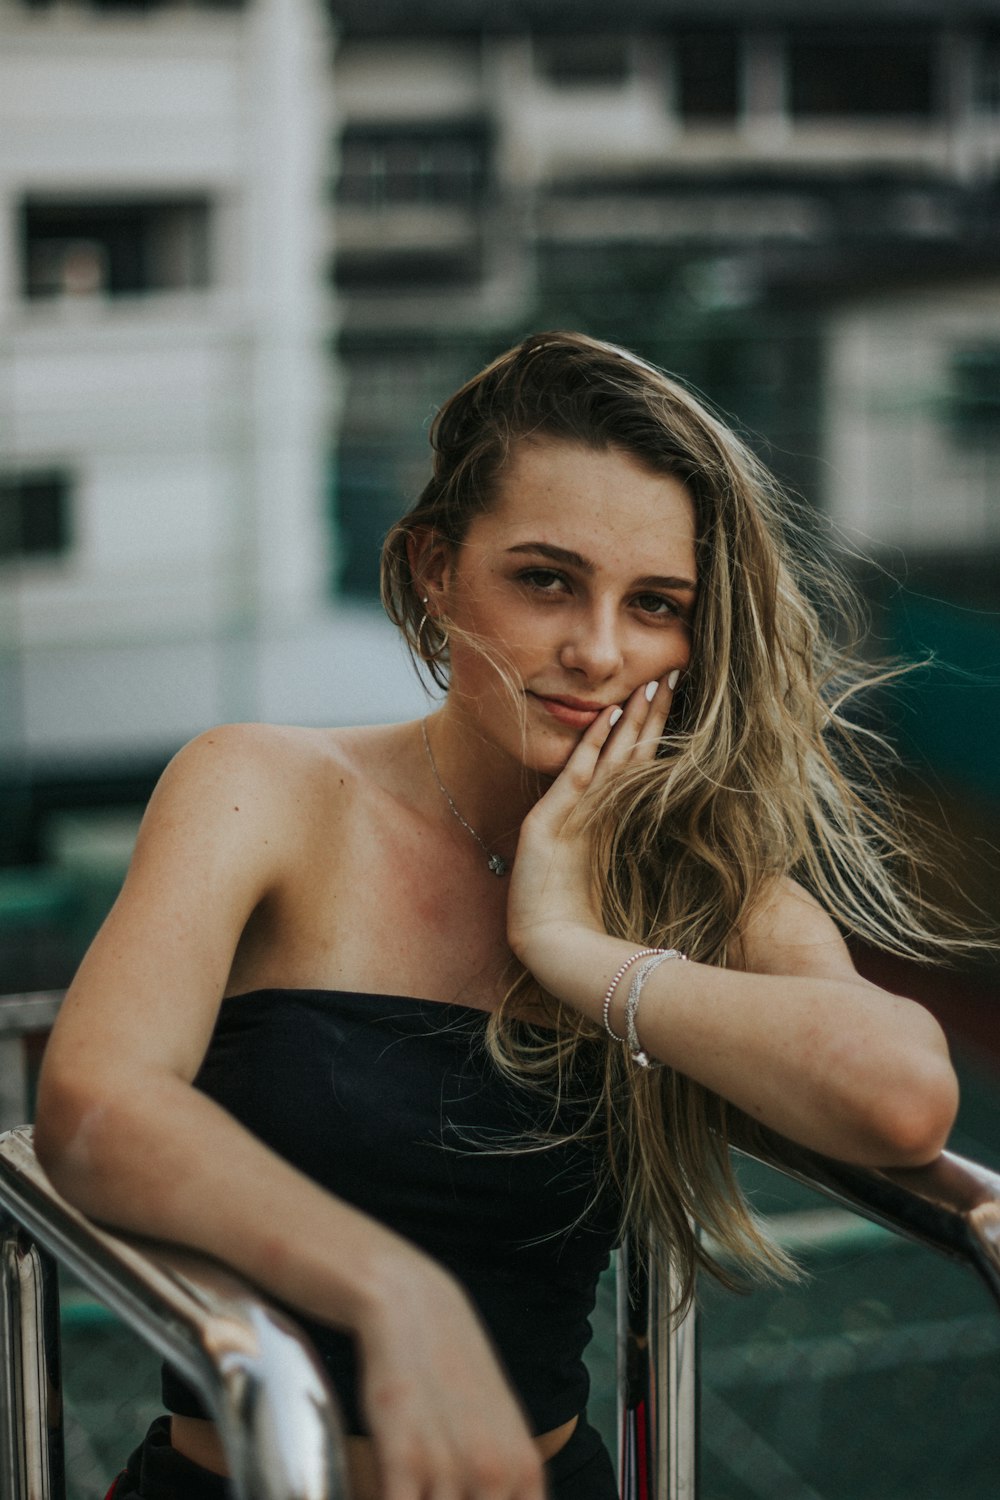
[3,0,1000,981]
[330,2,1000,595]
[0,0,429,791]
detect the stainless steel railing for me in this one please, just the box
[0,1125,350,1500]
[0,993,63,1135]
[1,991,998,1500]
[618,1137,1000,1500]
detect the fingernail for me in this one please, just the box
[644,680,659,702]
[609,707,623,726]
[667,669,680,690]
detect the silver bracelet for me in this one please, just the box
[601,949,664,1042]
[624,949,688,1067]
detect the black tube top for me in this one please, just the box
[162,988,621,1435]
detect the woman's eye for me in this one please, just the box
[634,593,678,618]
[519,568,568,593]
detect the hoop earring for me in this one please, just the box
[416,596,448,662]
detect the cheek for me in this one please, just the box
[450,586,551,668]
[645,624,693,677]
[445,634,518,706]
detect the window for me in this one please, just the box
[534,35,632,88]
[0,471,72,561]
[337,123,490,211]
[789,31,935,118]
[948,344,1000,447]
[334,245,483,292]
[674,29,740,121]
[975,27,1000,113]
[21,197,211,300]
[335,342,485,599]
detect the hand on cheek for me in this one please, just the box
[506,670,681,963]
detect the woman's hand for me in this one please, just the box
[507,673,677,976]
[356,1252,545,1500]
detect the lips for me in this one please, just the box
[530,693,613,729]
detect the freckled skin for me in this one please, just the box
[423,440,698,798]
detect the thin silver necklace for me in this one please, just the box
[421,719,509,876]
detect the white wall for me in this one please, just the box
[0,0,434,762]
[823,282,1000,552]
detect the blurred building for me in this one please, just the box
[0,0,425,982]
[3,0,1000,981]
[330,0,1000,601]
[0,0,433,890]
[329,0,1000,856]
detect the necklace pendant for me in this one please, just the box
[487,853,508,877]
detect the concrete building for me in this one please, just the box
[0,0,429,799]
[329,1,1000,593]
[4,0,1000,981]
[7,0,1000,764]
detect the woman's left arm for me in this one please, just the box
[507,682,959,1169]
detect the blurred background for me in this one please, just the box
[2,0,1000,1496]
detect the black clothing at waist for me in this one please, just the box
[112,1412,617,1500]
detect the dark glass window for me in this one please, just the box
[338,123,490,210]
[535,35,631,88]
[675,29,740,120]
[976,27,1000,112]
[948,344,1000,446]
[0,472,72,561]
[335,446,399,597]
[21,198,211,300]
[335,342,485,600]
[789,31,935,117]
[334,245,482,292]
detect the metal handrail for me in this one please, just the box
[620,1140,1000,1500]
[0,1125,350,1500]
[0,992,998,1499]
[0,994,64,1038]
[0,992,64,1136]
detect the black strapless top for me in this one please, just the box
[162,988,621,1435]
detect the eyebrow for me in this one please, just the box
[505,541,698,593]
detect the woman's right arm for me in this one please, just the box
[35,725,544,1500]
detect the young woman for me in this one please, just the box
[35,332,960,1500]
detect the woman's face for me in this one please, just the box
[430,437,698,778]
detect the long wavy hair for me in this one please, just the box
[382,330,966,1306]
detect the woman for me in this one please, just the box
[35,332,959,1500]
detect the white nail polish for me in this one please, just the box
[667,669,680,690]
[609,707,623,726]
[644,680,659,702]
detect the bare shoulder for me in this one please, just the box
[49,724,379,1060]
[161,720,338,791]
[141,719,414,865]
[730,876,863,982]
[124,722,353,900]
[150,721,360,822]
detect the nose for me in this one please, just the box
[558,603,624,682]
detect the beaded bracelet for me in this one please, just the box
[601,949,666,1042]
[624,950,687,1067]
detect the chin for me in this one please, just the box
[520,729,579,780]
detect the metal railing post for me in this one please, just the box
[618,1239,697,1500]
[651,1255,697,1500]
[0,1126,350,1500]
[0,994,63,1136]
[617,1141,1000,1500]
[0,1211,64,1500]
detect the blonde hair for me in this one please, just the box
[382,330,967,1306]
